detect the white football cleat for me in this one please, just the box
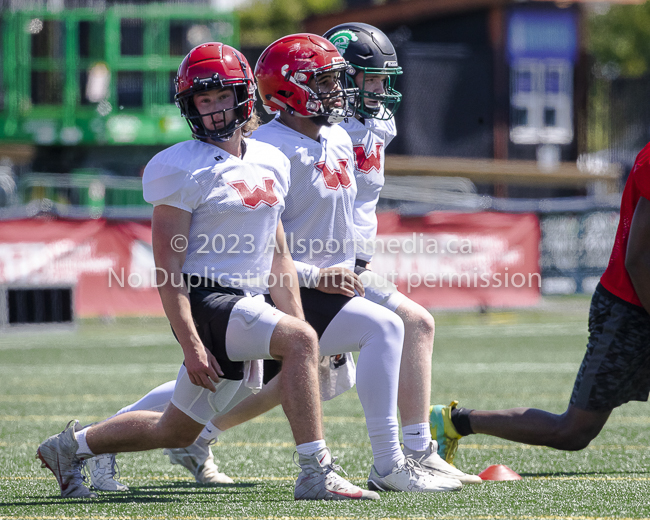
[86,453,129,491]
[164,442,234,484]
[368,457,462,493]
[36,420,97,498]
[404,442,483,485]
[294,447,379,500]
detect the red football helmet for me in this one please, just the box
[175,42,256,141]
[254,33,357,124]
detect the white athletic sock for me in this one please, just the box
[75,427,95,458]
[296,439,327,457]
[198,423,224,444]
[402,422,431,452]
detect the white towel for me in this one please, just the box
[319,353,356,401]
[243,359,264,393]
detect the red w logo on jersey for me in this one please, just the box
[353,143,382,174]
[315,159,352,190]
[228,177,279,209]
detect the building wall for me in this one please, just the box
[386,10,495,159]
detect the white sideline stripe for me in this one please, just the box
[1,415,108,422]
[4,437,649,449]
[434,362,579,373]
[460,443,650,451]
[250,416,367,424]
[0,322,587,353]
[439,322,587,338]
[0,393,358,402]
[0,361,583,375]
[4,431,649,451]
[531,476,650,481]
[0,334,176,350]
[2,415,648,427]
[0,415,366,425]
[0,364,180,375]
[0,394,144,402]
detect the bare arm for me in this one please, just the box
[269,221,305,319]
[625,196,650,313]
[152,205,222,391]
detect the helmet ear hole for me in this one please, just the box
[183,97,203,133]
[186,97,199,116]
[233,84,254,122]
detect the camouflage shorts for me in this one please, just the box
[570,284,650,412]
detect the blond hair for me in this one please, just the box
[242,109,261,136]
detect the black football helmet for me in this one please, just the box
[323,22,402,120]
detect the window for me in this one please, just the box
[30,19,65,106]
[513,107,528,126]
[32,71,63,105]
[544,107,556,127]
[510,59,573,145]
[545,70,560,94]
[515,70,532,93]
[117,71,143,107]
[121,18,144,56]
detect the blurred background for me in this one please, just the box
[0,0,648,328]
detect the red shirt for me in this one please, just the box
[600,142,650,306]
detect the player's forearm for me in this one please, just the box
[270,254,305,320]
[151,207,201,355]
[627,255,650,314]
[625,196,650,314]
[271,222,307,317]
[269,283,304,320]
[156,268,203,357]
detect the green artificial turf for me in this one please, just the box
[1,296,649,519]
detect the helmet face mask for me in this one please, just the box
[179,83,249,142]
[302,62,358,124]
[175,43,256,142]
[324,23,403,120]
[347,65,402,120]
[255,33,359,125]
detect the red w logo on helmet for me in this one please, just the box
[353,144,382,174]
[315,159,352,190]
[228,178,279,209]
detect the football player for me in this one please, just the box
[86,34,464,494]
[36,42,378,501]
[430,144,650,464]
[217,32,462,494]
[324,22,481,484]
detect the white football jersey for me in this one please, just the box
[340,115,397,262]
[251,119,358,271]
[143,138,289,294]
